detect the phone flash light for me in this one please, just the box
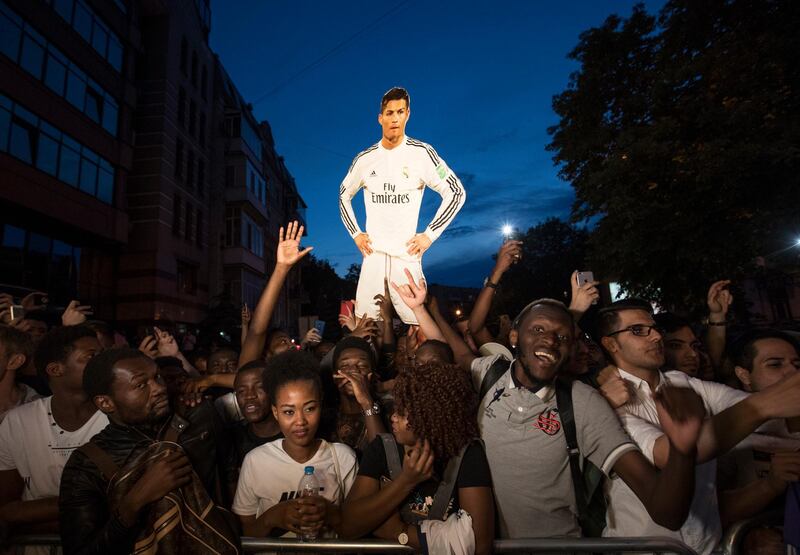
[502,224,513,237]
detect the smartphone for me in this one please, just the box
[340,300,355,317]
[314,319,325,336]
[576,271,597,305]
[9,305,24,321]
[576,271,595,287]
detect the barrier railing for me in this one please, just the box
[718,511,783,555]
[10,534,698,554]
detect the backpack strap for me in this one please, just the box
[555,378,590,526]
[379,433,403,481]
[428,438,483,521]
[78,442,120,483]
[478,356,510,402]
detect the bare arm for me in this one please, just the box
[429,297,477,373]
[459,486,495,555]
[389,269,445,342]
[239,222,312,366]
[468,241,522,346]
[705,280,732,373]
[651,374,800,468]
[0,469,59,529]
[340,440,434,539]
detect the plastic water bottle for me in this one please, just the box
[297,466,320,541]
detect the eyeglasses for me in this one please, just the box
[605,324,664,338]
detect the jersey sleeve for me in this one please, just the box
[339,154,366,238]
[420,146,466,242]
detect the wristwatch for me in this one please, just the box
[397,523,410,545]
[363,401,381,417]
[483,276,498,289]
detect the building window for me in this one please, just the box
[0,3,119,135]
[201,65,207,100]
[196,210,203,248]
[225,165,235,188]
[177,87,185,126]
[185,149,194,189]
[197,158,204,195]
[0,93,114,203]
[241,212,264,257]
[190,51,197,87]
[198,112,205,146]
[188,100,196,136]
[43,0,123,71]
[176,260,197,295]
[225,206,240,247]
[180,36,187,75]
[172,194,181,236]
[185,203,194,243]
[174,138,183,178]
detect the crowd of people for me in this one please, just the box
[0,220,798,555]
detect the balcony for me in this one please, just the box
[223,186,267,222]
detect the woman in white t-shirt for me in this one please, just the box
[233,351,357,538]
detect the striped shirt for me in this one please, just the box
[339,136,466,259]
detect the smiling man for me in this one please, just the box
[597,299,800,554]
[339,87,466,325]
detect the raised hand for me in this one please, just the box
[390,268,427,311]
[20,291,48,312]
[707,280,733,320]
[138,335,159,359]
[301,328,322,348]
[339,309,357,331]
[354,233,373,257]
[495,240,523,274]
[335,369,374,410]
[406,233,432,258]
[569,270,600,314]
[349,315,379,341]
[154,326,179,357]
[373,279,394,322]
[277,221,313,267]
[62,300,93,326]
[241,304,251,326]
[654,386,705,455]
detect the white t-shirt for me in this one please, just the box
[0,396,109,501]
[339,136,465,259]
[232,439,357,536]
[0,384,41,424]
[604,369,748,555]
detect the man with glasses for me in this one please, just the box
[597,298,800,554]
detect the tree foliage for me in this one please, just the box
[548,0,800,309]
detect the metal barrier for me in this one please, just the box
[717,511,783,555]
[10,534,698,554]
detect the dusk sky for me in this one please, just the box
[211,0,664,287]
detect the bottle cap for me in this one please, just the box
[304,466,314,474]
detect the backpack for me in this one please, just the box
[378,433,481,525]
[78,415,241,555]
[479,357,607,537]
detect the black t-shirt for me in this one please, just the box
[357,437,492,520]
[230,422,283,467]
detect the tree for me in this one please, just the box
[493,218,590,319]
[300,255,348,339]
[548,0,800,310]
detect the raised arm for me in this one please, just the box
[239,222,312,366]
[568,270,600,321]
[390,269,445,344]
[705,280,732,374]
[649,372,800,468]
[468,240,522,347]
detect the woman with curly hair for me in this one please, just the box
[340,362,494,555]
